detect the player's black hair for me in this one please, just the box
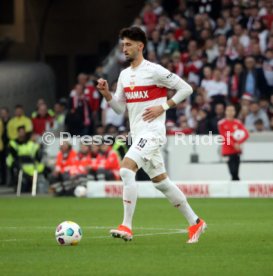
[119,26,147,48]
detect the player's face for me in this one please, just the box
[121,38,143,62]
[225,106,235,119]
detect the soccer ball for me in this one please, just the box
[74,185,87,198]
[55,221,82,245]
[233,129,245,141]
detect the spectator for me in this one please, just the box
[268,94,273,119]
[214,17,231,36]
[95,125,105,136]
[66,84,92,136]
[86,75,101,124]
[184,54,203,85]
[209,103,225,134]
[246,5,260,31]
[249,37,264,65]
[254,118,266,132]
[6,126,45,192]
[0,119,3,185]
[50,142,77,186]
[71,73,100,127]
[233,23,250,49]
[0,107,10,185]
[142,2,157,34]
[196,109,210,134]
[262,48,273,95]
[32,103,54,136]
[192,14,204,40]
[70,143,92,177]
[7,105,32,140]
[240,56,269,100]
[147,30,166,59]
[165,32,180,55]
[218,105,249,181]
[231,5,245,25]
[175,100,191,121]
[205,39,219,63]
[200,66,213,90]
[92,142,120,180]
[132,16,147,33]
[237,93,252,123]
[31,98,54,118]
[212,45,232,71]
[245,101,270,131]
[175,115,194,134]
[192,93,210,112]
[262,1,273,29]
[147,50,159,63]
[112,126,129,161]
[228,62,244,105]
[204,69,228,108]
[259,98,270,114]
[47,101,67,136]
[152,0,163,17]
[171,51,184,77]
[226,35,240,61]
[105,124,118,137]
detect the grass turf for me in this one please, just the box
[0,198,272,276]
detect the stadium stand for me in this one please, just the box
[1,0,273,192]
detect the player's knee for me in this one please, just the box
[154,177,171,192]
[120,157,138,172]
[151,173,168,183]
[119,168,135,184]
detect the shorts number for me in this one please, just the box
[137,138,147,148]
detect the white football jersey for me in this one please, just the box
[114,59,181,137]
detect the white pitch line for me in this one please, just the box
[135,230,187,236]
[0,226,184,231]
[0,230,187,243]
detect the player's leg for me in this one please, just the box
[144,150,207,243]
[110,157,138,241]
[120,157,138,229]
[227,155,234,180]
[152,173,199,225]
[230,154,240,181]
[116,133,158,232]
[152,173,207,243]
[234,154,240,180]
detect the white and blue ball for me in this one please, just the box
[55,221,82,245]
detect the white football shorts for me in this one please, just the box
[125,132,166,179]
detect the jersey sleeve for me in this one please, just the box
[154,64,182,89]
[113,74,126,103]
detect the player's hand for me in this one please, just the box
[96,78,110,97]
[142,105,164,122]
[234,143,241,151]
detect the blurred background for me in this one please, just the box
[0,0,273,196]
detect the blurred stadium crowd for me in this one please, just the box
[1,0,273,193]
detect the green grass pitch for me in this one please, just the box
[0,197,272,276]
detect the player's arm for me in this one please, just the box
[237,121,249,144]
[96,77,126,114]
[164,78,193,108]
[143,67,193,122]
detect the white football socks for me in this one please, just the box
[154,177,198,225]
[120,168,137,230]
